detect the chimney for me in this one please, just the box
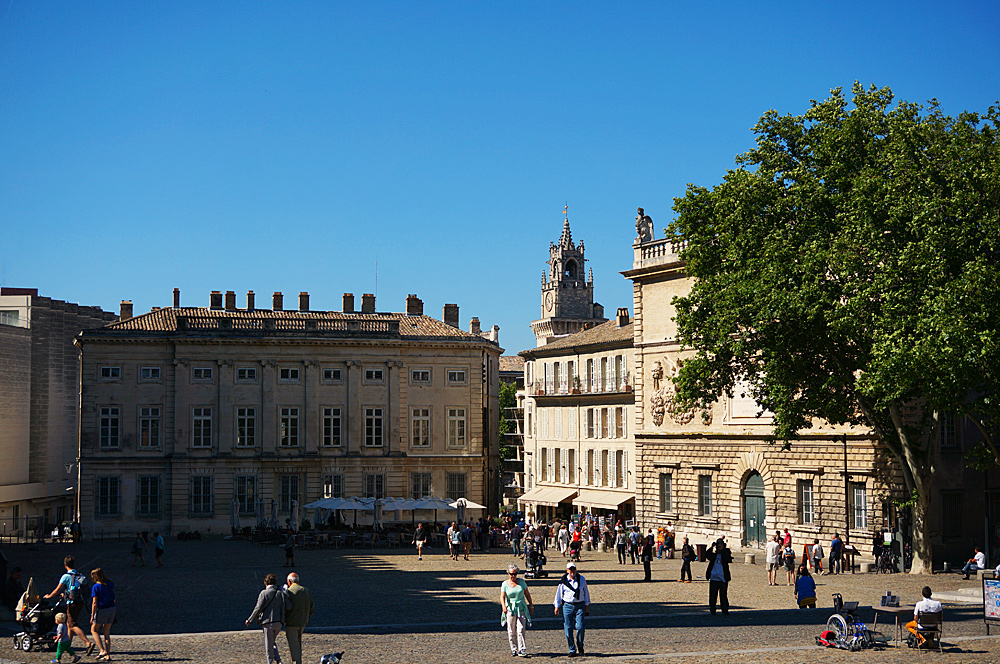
[443,303,459,328]
[361,293,376,313]
[273,292,283,310]
[617,307,630,327]
[299,292,309,311]
[210,291,223,310]
[406,294,423,316]
[246,291,255,310]
[225,291,236,311]
[172,288,180,308]
[120,300,133,320]
[342,293,355,313]
[470,317,481,334]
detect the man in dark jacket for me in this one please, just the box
[705,538,733,615]
[284,572,315,664]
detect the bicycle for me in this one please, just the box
[875,549,899,574]
[826,594,881,651]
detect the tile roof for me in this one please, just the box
[83,307,496,344]
[500,356,525,372]
[520,319,633,357]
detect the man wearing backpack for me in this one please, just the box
[44,555,96,655]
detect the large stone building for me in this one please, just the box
[75,289,501,535]
[0,288,117,535]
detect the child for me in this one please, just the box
[52,612,81,663]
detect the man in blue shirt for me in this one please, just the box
[43,555,95,655]
[553,561,591,657]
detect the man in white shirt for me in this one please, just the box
[765,535,781,586]
[553,561,591,657]
[906,586,942,647]
[962,547,987,579]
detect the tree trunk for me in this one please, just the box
[909,481,934,574]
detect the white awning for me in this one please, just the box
[517,485,578,507]
[572,489,635,510]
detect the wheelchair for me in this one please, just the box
[826,594,886,651]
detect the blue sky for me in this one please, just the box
[2,2,997,354]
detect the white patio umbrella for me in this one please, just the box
[230,497,241,534]
[256,496,266,528]
[269,499,278,529]
[291,499,299,533]
[373,500,383,531]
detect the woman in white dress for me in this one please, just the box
[557,525,570,557]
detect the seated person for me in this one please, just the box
[906,586,942,647]
[2,567,24,611]
[794,567,816,608]
[963,547,987,579]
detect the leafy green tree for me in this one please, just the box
[668,83,1000,573]
[499,381,519,460]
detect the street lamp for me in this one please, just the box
[841,434,853,574]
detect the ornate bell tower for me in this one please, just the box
[530,214,606,346]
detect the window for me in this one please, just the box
[600,357,608,391]
[136,476,160,517]
[600,408,609,439]
[235,475,256,514]
[411,472,432,499]
[364,473,386,499]
[100,366,120,380]
[587,359,595,392]
[586,450,595,485]
[698,475,713,516]
[616,355,624,390]
[323,474,344,499]
[0,310,19,327]
[554,409,562,439]
[411,408,430,447]
[322,368,342,382]
[99,407,120,449]
[365,408,384,447]
[446,472,467,499]
[279,475,300,512]
[941,492,963,538]
[411,369,431,384]
[447,369,466,384]
[540,448,548,482]
[279,367,300,382]
[586,409,595,439]
[192,367,213,381]
[567,449,576,484]
[940,411,959,448]
[615,450,625,487]
[797,479,815,524]
[96,477,121,517]
[600,450,609,487]
[139,407,160,448]
[365,368,384,382]
[659,473,672,512]
[554,449,562,483]
[279,407,299,447]
[236,407,256,447]
[567,361,575,391]
[139,366,160,381]
[539,409,548,439]
[850,482,868,529]
[237,367,257,382]
[526,407,532,437]
[189,476,213,515]
[553,362,561,393]
[322,407,342,447]
[616,407,625,438]
[447,408,466,448]
[192,408,213,448]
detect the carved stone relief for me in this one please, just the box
[648,357,712,426]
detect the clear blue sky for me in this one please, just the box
[2,2,997,354]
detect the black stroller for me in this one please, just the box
[525,540,548,578]
[12,595,59,653]
[568,539,582,562]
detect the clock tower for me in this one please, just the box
[530,216,606,346]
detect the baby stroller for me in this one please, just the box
[568,539,582,562]
[12,593,59,653]
[525,540,548,579]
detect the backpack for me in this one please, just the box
[66,570,89,603]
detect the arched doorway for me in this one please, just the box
[743,472,766,547]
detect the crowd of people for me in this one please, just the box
[38,555,117,662]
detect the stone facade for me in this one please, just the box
[0,288,117,533]
[75,290,501,536]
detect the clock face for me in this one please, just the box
[544,292,553,312]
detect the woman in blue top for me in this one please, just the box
[89,568,116,660]
[795,567,816,609]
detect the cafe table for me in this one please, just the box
[871,604,915,647]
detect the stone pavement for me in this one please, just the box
[1,537,999,663]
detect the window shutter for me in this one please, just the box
[622,451,627,489]
[583,450,590,486]
[609,451,617,488]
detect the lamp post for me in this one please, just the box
[841,434,852,574]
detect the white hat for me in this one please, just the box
[566,561,577,569]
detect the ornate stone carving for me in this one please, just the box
[648,357,711,426]
[635,207,654,243]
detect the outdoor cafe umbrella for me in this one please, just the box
[256,496,266,528]
[269,499,278,529]
[230,497,241,534]
[291,499,299,533]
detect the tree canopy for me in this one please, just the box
[668,83,1000,572]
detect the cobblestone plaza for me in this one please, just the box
[2,538,1000,663]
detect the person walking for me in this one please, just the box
[663,528,675,560]
[461,522,474,560]
[448,522,461,561]
[782,541,796,586]
[557,524,570,557]
[246,574,290,664]
[765,534,781,586]
[89,568,115,661]
[829,533,843,575]
[153,532,165,567]
[553,562,590,657]
[705,538,732,616]
[51,612,80,663]
[811,539,825,575]
[500,564,534,657]
[615,529,628,565]
[284,573,314,664]
[510,523,523,558]
[413,523,428,560]
[641,530,655,582]
[43,555,96,656]
[679,537,695,583]
[284,532,296,568]
[628,527,641,565]
[130,532,146,567]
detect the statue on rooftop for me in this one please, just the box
[636,207,654,243]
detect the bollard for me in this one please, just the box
[584,541,592,551]
[744,553,756,565]
[943,561,951,573]
[864,562,876,573]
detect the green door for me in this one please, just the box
[743,473,766,547]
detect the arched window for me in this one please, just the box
[564,260,578,279]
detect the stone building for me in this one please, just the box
[75,289,501,535]
[624,224,893,552]
[0,288,117,534]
